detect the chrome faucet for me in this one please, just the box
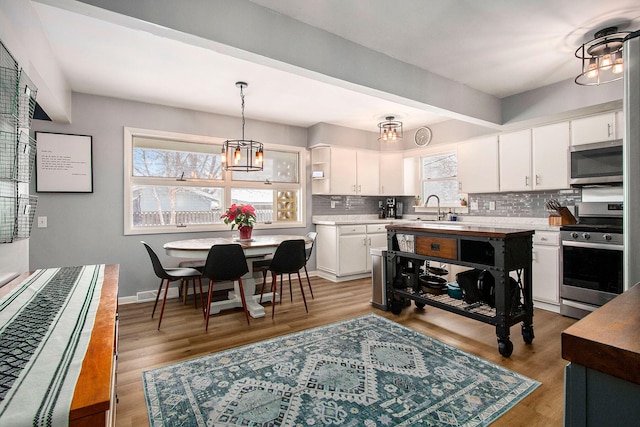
[425,194,442,220]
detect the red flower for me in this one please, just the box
[221,203,256,229]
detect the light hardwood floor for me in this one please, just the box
[115,275,576,427]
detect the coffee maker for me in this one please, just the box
[385,198,404,219]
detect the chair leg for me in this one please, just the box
[288,273,293,302]
[279,273,284,304]
[205,279,215,332]
[297,271,308,313]
[236,278,250,325]
[151,278,164,318]
[192,279,198,309]
[198,278,206,319]
[259,269,267,303]
[182,279,188,305]
[157,279,171,330]
[304,265,314,299]
[271,272,278,319]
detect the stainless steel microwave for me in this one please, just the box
[570,139,623,186]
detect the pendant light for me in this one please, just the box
[575,27,630,86]
[222,82,264,171]
[377,116,403,142]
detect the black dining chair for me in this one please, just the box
[141,241,204,330]
[201,244,250,331]
[259,239,308,319]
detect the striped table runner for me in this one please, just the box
[0,265,105,426]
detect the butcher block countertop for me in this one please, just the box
[562,283,640,385]
[386,221,535,239]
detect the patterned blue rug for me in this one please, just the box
[142,314,539,426]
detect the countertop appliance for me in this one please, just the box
[385,197,403,219]
[569,139,623,186]
[560,202,623,319]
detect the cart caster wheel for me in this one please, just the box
[498,339,513,357]
[415,302,426,310]
[522,325,535,344]
[390,299,404,315]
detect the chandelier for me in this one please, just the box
[377,116,403,142]
[221,82,264,172]
[575,26,630,86]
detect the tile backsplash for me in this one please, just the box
[312,190,581,218]
[467,189,581,217]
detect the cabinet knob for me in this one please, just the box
[535,175,540,185]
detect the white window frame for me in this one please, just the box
[123,127,307,235]
[416,144,461,210]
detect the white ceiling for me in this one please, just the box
[31,0,640,132]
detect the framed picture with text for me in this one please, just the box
[35,132,93,193]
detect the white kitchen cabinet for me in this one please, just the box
[457,136,499,193]
[499,123,569,192]
[316,222,390,282]
[356,149,380,195]
[379,152,404,195]
[532,230,560,311]
[570,112,617,146]
[532,122,569,190]
[499,130,532,191]
[311,146,379,195]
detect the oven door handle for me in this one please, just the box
[562,241,624,251]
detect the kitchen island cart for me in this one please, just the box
[385,222,535,357]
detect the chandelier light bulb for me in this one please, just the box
[234,146,242,164]
[221,146,226,164]
[586,58,599,79]
[600,53,613,71]
[612,53,624,74]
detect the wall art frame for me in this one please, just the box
[35,132,93,193]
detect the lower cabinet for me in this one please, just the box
[532,230,560,311]
[317,223,389,282]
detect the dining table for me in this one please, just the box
[163,234,311,319]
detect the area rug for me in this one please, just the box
[142,314,539,426]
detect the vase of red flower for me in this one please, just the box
[221,203,257,240]
[238,225,253,240]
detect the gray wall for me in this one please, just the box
[30,93,310,299]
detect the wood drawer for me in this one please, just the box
[415,236,458,260]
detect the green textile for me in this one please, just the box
[143,313,539,426]
[0,265,105,426]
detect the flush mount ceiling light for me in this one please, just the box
[377,116,403,142]
[221,82,264,172]
[575,26,630,86]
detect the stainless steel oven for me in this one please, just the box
[560,202,623,319]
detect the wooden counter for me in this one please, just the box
[0,264,119,426]
[562,282,640,385]
[387,221,535,239]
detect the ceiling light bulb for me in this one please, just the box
[234,146,242,164]
[600,53,613,71]
[255,148,263,165]
[612,54,624,74]
[586,58,599,79]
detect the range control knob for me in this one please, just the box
[582,232,591,240]
[571,232,579,239]
[604,234,613,241]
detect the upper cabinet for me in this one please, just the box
[570,112,617,146]
[499,130,532,192]
[379,152,404,195]
[499,123,570,192]
[532,122,569,190]
[457,136,500,193]
[311,146,379,195]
